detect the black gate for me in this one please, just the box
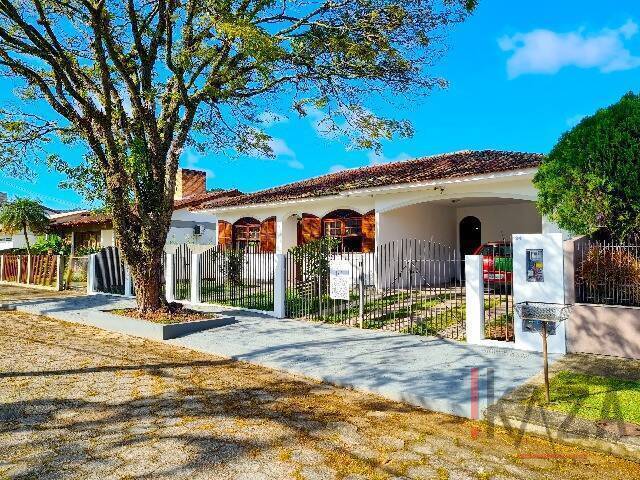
[173,244,192,301]
[285,239,466,340]
[478,243,515,342]
[200,245,274,311]
[94,247,125,295]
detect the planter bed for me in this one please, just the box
[102,308,236,340]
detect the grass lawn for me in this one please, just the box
[533,370,640,425]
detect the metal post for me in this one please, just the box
[542,322,550,403]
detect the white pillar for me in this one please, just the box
[276,214,298,254]
[0,255,4,282]
[273,253,286,318]
[124,267,133,297]
[87,253,97,294]
[465,255,484,345]
[17,255,22,284]
[190,252,200,304]
[165,253,175,303]
[56,255,64,291]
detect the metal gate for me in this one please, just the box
[285,239,466,340]
[479,243,515,342]
[173,244,192,300]
[200,245,274,311]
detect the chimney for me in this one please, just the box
[175,169,207,200]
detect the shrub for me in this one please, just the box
[577,245,640,305]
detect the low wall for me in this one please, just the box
[567,304,640,360]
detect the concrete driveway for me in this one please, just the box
[15,294,554,418]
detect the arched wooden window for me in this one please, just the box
[322,209,364,252]
[233,217,261,250]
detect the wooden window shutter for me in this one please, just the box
[218,220,232,248]
[299,215,321,245]
[260,217,276,252]
[361,210,376,253]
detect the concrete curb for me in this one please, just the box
[489,415,640,463]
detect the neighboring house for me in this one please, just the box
[193,150,564,256]
[49,169,243,253]
[0,192,63,251]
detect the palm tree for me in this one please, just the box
[0,198,50,254]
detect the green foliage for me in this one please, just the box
[0,198,50,253]
[531,371,640,424]
[31,234,71,255]
[534,92,640,241]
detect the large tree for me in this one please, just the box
[534,92,640,242]
[0,0,476,311]
[0,198,49,254]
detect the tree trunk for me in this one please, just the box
[23,224,30,255]
[130,251,166,312]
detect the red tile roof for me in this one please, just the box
[194,150,543,210]
[50,189,244,229]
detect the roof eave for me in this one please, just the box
[197,167,539,214]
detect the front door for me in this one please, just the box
[460,216,481,279]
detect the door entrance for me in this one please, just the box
[460,216,481,257]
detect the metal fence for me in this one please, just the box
[480,244,515,342]
[285,239,466,340]
[575,240,640,306]
[200,245,275,311]
[173,244,192,301]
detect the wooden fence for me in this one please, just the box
[0,254,62,289]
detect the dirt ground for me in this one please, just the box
[1,310,639,480]
[0,285,81,302]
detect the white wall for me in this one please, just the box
[100,229,114,247]
[167,209,218,245]
[0,232,36,251]
[377,202,457,248]
[455,202,541,246]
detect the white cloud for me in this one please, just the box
[266,138,304,169]
[367,150,412,165]
[328,164,348,173]
[181,148,215,180]
[566,114,586,127]
[257,111,288,127]
[499,19,640,78]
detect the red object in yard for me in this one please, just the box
[473,242,513,285]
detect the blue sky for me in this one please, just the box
[1,0,639,210]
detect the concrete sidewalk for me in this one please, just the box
[15,295,554,418]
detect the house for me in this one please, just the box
[49,169,243,253]
[193,150,563,256]
[0,193,65,251]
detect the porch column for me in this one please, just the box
[465,255,484,345]
[275,214,297,254]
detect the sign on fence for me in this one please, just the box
[329,259,351,300]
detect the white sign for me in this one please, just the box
[329,259,351,300]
